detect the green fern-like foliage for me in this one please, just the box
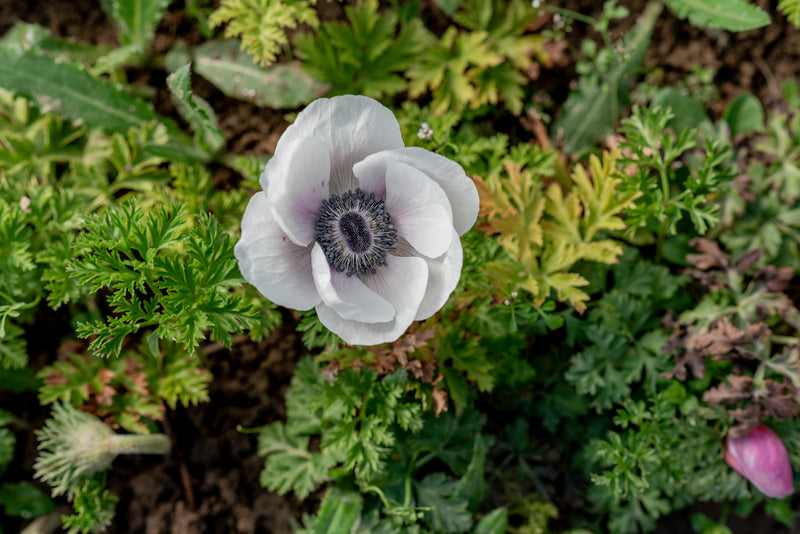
[259,357,424,497]
[67,201,261,358]
[408,0,541,115]
[619,105,733,250]
[209,0,319,67]
[475,148,640,313]
[60,474,118,534]
[294,0,434,99]
[779,0,800,26]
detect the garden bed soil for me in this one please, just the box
[1,0,800,532]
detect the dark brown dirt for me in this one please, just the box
[110,323,308,534]
[563,0,800,107]
[2,0,800,532]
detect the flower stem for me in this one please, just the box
[109,433,171,456]
[539,5,599,27]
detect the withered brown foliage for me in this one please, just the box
[663,239,800,436]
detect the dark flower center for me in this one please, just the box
[314,189,397,276]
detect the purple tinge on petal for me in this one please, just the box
[310,243,395,324]
[353,147,479,236]
[725,423,795,499]
[315,254,429,345]
[261,136,331,247]
[234,192,321,311]
[384,161,453,259]
[271,95,405,195]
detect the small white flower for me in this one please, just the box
[417,122,433,141]
[19,196,31,213]
[235,96,479,345]
[531,0,541,8]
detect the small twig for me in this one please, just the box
[162,411,196,510]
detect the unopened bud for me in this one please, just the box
[725,423,794,499]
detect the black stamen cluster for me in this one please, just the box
[314,188,398,276]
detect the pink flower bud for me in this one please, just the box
[725,423,794,499]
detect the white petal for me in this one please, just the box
[274,96,404,194]
[316,255,428,345]
[385,161,452,258]
[353,147,479,235]
[311,244,395,323]
[234,192,320,310]
[260,136,330,247]
[414,231,463,320]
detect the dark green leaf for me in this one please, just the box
[102,0,171,50]
[472,508,508,534]
[0,482,55,519]
[723,93,765,137]
[0,51,174,135]
[310,490,363,534]
[555,2,660,154]
[651,87,710,134]
[434,0,463,16]
[188,40,329,109]
[167,63,225,153]
[414,473,472,533]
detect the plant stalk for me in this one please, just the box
[109,433,171,456]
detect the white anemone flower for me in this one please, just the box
[234,95,479,345]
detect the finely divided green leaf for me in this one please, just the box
[415,473,472,533]
[258,423,335,499]
[664,0,770,31]
[780,0,800,27]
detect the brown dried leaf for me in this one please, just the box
[693,318,746,357]
[686,238,729,271]
[374,351,396,375]
[735,249,762,276]
[124,358,150,397]
[542,39,569,68]
[683,269,727,290]
[733,174,756,203]
[727,403,763,439]
[662,347,706,381]
[754,265,795,292]
[746,322,771,341]
[432,389,449,416]
[763,380,800,419]
[56,339,86,359]
[321,361,340,382]
[702,375,753,405]
[95,368,116,407]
